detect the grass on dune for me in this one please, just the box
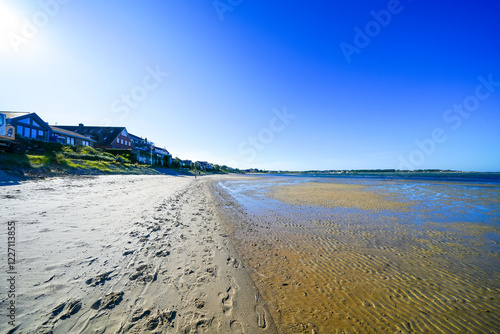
[1,146,159,176]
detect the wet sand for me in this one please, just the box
[211,176,500,333]
[268,182,415,212]
[0,175,277,333]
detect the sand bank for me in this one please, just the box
[267,182,414,212]
[0,175,276,333]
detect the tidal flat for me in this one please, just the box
[212,174,500,333]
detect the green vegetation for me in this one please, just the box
[0,144,159,178]
[0,152,31,169]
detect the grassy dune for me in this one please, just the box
[0,146,161,178]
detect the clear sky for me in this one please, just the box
[1,0,499,171]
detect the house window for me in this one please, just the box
[19,118,30,125]
[24,127,30,137]
[17,125,23,136]
[38,130,44,138]
[33,120,44,128]
[31,128,37,138]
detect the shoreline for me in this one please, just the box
[0,174,277,333]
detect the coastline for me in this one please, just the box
[0,174,277,333]
[3,172,499,333]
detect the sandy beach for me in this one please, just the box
[2,173,499,333]
[1,175,277,333]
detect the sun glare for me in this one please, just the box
[0,2,21,54]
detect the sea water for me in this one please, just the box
[214,173,500,333]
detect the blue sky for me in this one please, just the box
[1,0,499,171]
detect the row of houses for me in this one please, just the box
[178,159,213,171]
[2,111,172,166]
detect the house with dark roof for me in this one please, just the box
[129,133,171,165]
[129,133,152,164]
[3,111,52,142]
[50,126,96,147]
[57,124,134,149]
[152,146,172,166]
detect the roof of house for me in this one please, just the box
[153,146,170,155]
[1,111,32,119]
[128,133,145,142]
[3,111,52,131]
[57,126,127,147]
[50,126,97,142]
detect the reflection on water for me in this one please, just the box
[212,175,500,333]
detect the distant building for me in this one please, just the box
[196,161,213,171]
[129,133,151,164]
[50,126,96,147]
[181,160,193,168]
[129,133,148,149]
[152,146,171,166]
[129,133,171,166]
[57,124,133,149]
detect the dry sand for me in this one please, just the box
[0,175,277,333]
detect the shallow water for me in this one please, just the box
[213,175,500,333]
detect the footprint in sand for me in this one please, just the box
[124,308,176,332]
[155,249,170,257]
[230,320,245,334]
[181,312,214,333]
[219,286,235,316]
[85,270,115,286]
[130,308,151,322]
[91,291,124,310]
[255,305,268,329]
[194,298,205,309]
[51,299,82,320]
[38,298,82,333]
[129,264,157,283]
[145,310,176,331]
[227,257,241,269]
